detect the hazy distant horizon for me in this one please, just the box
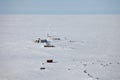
[0,0,120,14]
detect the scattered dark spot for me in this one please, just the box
[42,63,44,65]
[40,67,45,70]
[92,62,94,64]
[106,64,109,66]
[117,62,120,64]
[100,64,106,67]
[88,74,93,78]
[68,68,71,70]
[109,62,112,64]
[100,64,103,65]
[96,77,99,80]
[83,64,87,67]
[84,70,87,73]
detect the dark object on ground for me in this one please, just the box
[83,64,87,67]
[47,59,53,63]
[34,38,40,43]
[42,63,44,65]
[109,62,112,64]
[40,67,45,70]
[53,38,60,40]
[68,68,71,70]
[117,62,120,64]
[84,70,87,73]
[96,77,99,80]
[92,62,94,64]
[88,74,93,78]
[106,64,109,66]
[44,45,55,47]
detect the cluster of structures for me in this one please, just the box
[34,34,60,47]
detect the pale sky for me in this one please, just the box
[0,0,120,14]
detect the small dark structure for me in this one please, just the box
[41,39,48,43]
[47,59,53,63]
[83,70,87,73]
[34,38,48,43]
[53,38,60,40]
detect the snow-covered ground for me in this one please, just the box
[0,15,120,80]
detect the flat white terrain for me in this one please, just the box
[0,15,120,80]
